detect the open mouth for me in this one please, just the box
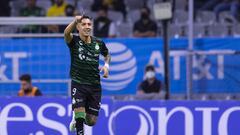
[83,29,91,34]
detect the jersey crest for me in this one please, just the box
[95,43,100,50]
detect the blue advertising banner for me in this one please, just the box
[0,38,240,95]
[0,97,240,135]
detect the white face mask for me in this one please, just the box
[145,71,155,79]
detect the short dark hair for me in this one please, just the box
[142,6,151,14]
[19,74,31,82]
[145,65,155,72]
[79,15,92,23]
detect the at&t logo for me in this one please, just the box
[101,42,137,91]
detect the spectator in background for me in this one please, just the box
[47,0,67,16]
[19,0,45,33]
[133,7,158,37]
[112,0,127,21]
[137,65,163,95]
[20,0,45,17]
[47,0,67,33]
[91,0,127,21]
[0,1,10,16]
[59,4,79,32]
[213,0,240,20]
[93,6,117,38]
[18,74,42,96]
[65,4,78,16]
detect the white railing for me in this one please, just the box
[0,17,78,38]
[0,79,70,83]
[0,33,64,37]
[0,17,73,25]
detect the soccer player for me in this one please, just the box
[64,15,110,135]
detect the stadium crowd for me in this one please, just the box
[0,0,240,37]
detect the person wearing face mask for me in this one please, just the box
[93,6,117,38]
[18,74,42,96]
[137,65,163,95]
[133,7,158,37]
[59,4,79,32]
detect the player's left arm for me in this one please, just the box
[100,41,111,78]
[102,54,111,78]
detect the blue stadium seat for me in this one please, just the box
[207,23,229,37]
[127,10,140,23]
[124,0,145,11]
[36,0,51,11]
[232,24,240,37]
[108,11,124,23]
[116,22,133,37]
[77,0,94,11]
[185,23,207,38]
[168,23,184,38]
[173,10,188,25]
[196,11,216,25]
[10,0,25,16]
[175,0,187,10]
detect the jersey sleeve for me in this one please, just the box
[100,41,109,57]
[66,35,76,48]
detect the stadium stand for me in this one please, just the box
[3,0,240,38]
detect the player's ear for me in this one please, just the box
[76,23,80,30]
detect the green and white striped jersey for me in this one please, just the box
[66,35,109,86]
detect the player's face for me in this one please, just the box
[20,81,31,91]
[77,18,92,37]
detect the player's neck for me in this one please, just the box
[79,35,91,44]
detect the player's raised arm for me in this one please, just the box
[64,16,82,43]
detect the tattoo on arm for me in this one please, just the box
[64,20,76,43]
